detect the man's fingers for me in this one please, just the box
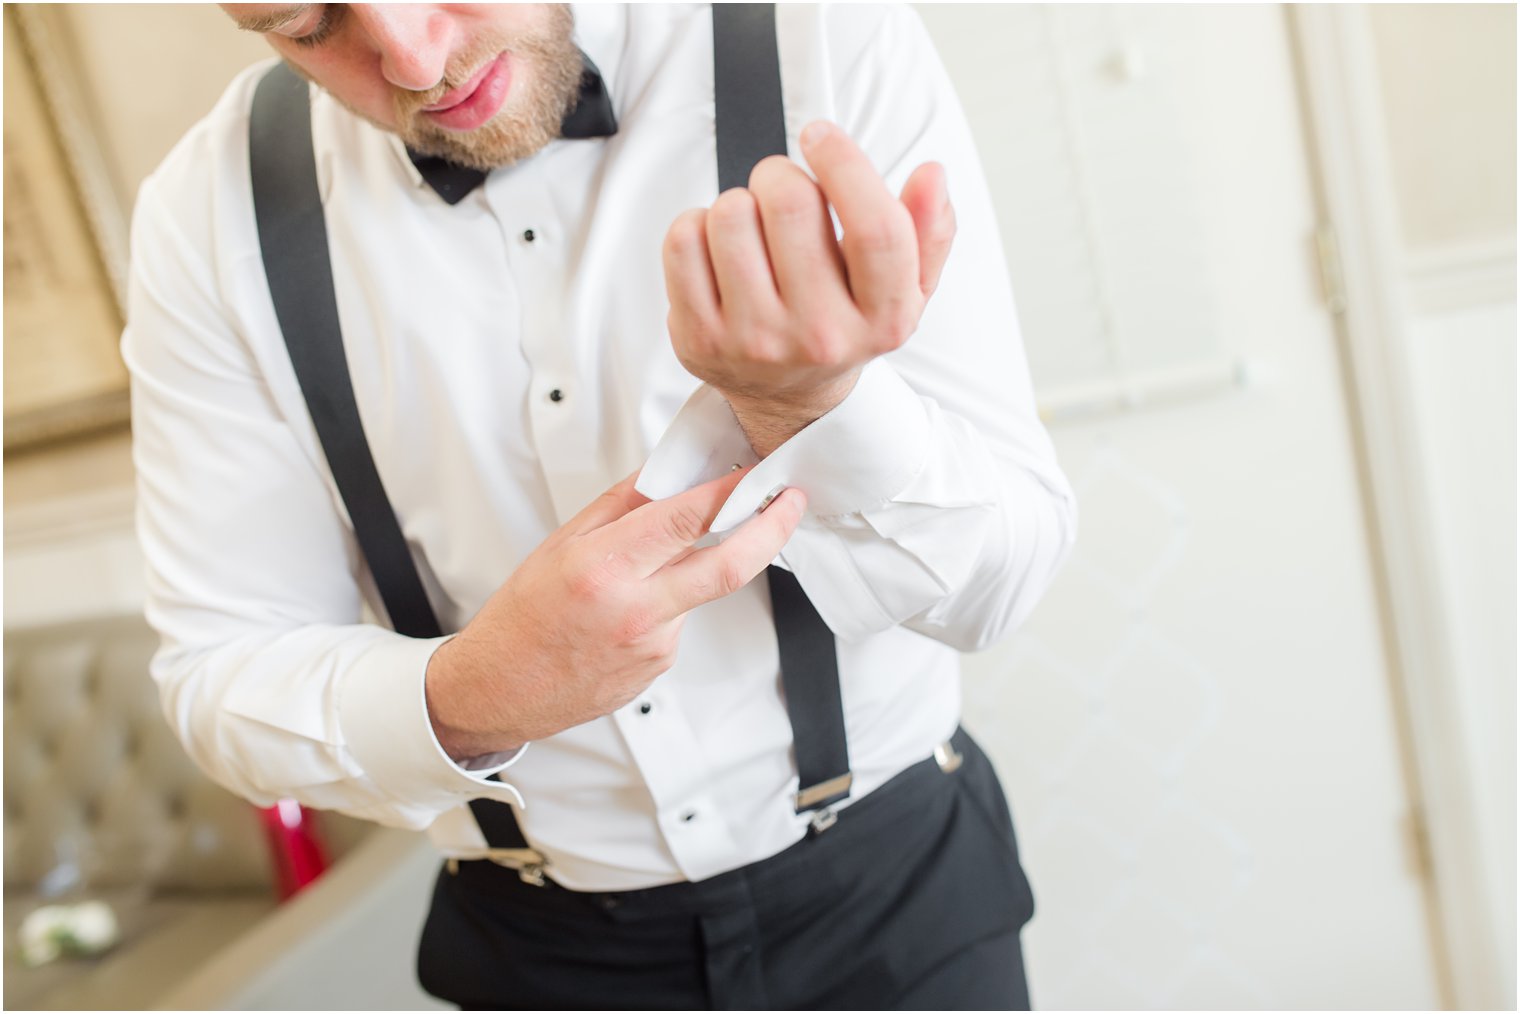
[799,121,918,324]
[562,471,649,539]
[899,161,955,299]
[663,208,721,333]
[748,155,848,313]
[598,467,751,576]
[705,187,782,325]
[656,488,806,616]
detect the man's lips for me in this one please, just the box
[422,53,511,132]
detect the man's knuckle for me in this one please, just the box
[714,558,749,598]
[635,638,665,669]
[852,207,914,255]
[661,502,709,545]
[850,222,899,255]
[747,154,794,193]
[649,629,681,667]
[873,301,918,348]
[669,306,715,349]
[888,300,918,336]
[709,188,758,230]
[689,558,751,603]
[565,558,613,602]
[772,192,823,228]
[804,318,844,351]
[664,213,706,256]
[614,605,656,647]
[753,170,821,223]
[821,344,854,369]
[749,337,789,366]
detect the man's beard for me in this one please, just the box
[314,6,583,172]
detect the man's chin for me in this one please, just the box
[402,113,561,171]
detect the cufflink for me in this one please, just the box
[758,484,785,512]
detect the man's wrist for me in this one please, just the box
[425,637,526,762]
[724,369,861,457]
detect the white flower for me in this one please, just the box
[19,906,70,967]
[16,901,121,965]
[68,901,119,951]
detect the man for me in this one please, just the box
[124,3,1076,1008]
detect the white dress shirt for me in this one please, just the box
[122,3,1076,892]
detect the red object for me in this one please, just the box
[259,799,331,900]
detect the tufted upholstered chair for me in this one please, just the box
[3,615,376,1010]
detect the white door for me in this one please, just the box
[915,5,1444,1008]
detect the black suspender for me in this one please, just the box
[248,4,853,868]
[249,66,441,641]
[711,4,853,818]
[712,4,788,194]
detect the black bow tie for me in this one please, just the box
[408,49,618,205]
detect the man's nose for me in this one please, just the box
[354,6,457,92]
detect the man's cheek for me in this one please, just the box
[281,50,405,132]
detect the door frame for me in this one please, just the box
[1289,5,1505,1008]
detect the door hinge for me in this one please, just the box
[1315,224,1348,315]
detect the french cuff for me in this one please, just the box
[636,359,931,532]
[338,633,525,811]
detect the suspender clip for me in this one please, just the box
[485,847,551,887]
[794,772,853,811]
[449,847,551,887]
[808,806,839,835]
[797,771,852,835]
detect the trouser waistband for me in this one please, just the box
[449,726,974,919]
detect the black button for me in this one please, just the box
[523,228,536,242]
[548,388,564,402]
[639,702,653,715]
[681,810,698,823]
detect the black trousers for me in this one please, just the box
[417,728,1035,1010]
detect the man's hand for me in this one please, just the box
[662,120,956,456]
[424,469,805,761]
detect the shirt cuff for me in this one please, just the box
[337,632,526,811]
[636,359,931,530]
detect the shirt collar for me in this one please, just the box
[406,49,617,206]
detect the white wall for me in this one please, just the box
[916,4,1444,1007]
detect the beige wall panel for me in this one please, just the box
[58,4,270,207]
[1367,4,1517,251]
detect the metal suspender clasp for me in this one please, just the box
[794,772,853,812]
[448,848,551,887]
[484,847,551,887]
[808,806,839,835]
[795,771,853,835]
[515,862,549,888]
[934,740,964,774]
